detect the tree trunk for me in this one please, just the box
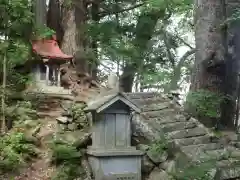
[47,0,63,44]
[90,1,101,79]
[1,51,7,134]
[191,0,240,128]
[56,0,89,74]
[120,65,136,92]
[220,0,240,128]
[192,0,225,91]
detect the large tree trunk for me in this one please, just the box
[47,0,63,44]
[48,0,100,78]
[191,0,240,128]
[221,0,240,128]
[192,0,225,91]
[61,1,89,74]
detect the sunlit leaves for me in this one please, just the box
[0,0,33,93]
[0,0,34,37]
[7,40,30,66]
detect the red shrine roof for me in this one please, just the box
[32,36,73,60]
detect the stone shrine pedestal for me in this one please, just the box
[85,90,143,180]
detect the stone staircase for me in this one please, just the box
[125,92,240,179]
[36,96,66,119]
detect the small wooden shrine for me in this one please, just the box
[85,75,143,180]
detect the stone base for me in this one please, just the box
[87,147,143,156]
[88,151,142,180]
[29,81,72,95]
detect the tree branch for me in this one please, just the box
[99,3,144,17]
[163,30,176,67]
[177,48,196,69]
[174,35,194,49]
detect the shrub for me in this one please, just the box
[185,90,225,119]
[51,142,82,165]
[0,131,38,173]
[171,158,216,180]
[51,162,85,180]
[148,138,168,155]
[5,100,38,128]
[71,103,87,122]
[50,140,84,180]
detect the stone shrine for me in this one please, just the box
[84,75,143,180]
[31,36,73,94]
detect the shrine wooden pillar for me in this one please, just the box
[57,67,61,87]
[45,64,49,85]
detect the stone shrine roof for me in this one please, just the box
[84,90,141,113]
[32,37,73,60]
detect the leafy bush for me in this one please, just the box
[172,158,216,180]
[148,138,168,155]
[51,162,85,180]
[185,90,225,118]
[51,141,82,165]
[0,131,38,173]
[50,140,84,180]
[71,103,87,121]
[4,100,38,128]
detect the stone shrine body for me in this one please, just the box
[31,36,73,94]
[85,85,143,180]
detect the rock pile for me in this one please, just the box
[56,103,88,132]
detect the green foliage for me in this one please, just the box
[0,0,34,37]
[50,141,82,165]
[33,25,56,39]
[5,101,37,126]
[224,9,240,26]
[185,90,225,118]
[0,0,34,103]
[172,159,216,180]
[148,138,168,155]
[71,103,87,122]
[50,140,84,180]
[0,130,37,173]
[51,162,85,180]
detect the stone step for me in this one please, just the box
[197,149,229,160]
[204,148,240,159]
[142,102,174,112]
[161,121,198,132]
[147,114,187,125]
[131,97,169,107]
[142,108,176,118]
[37,110,63,118]
[167,127,207,139]
[217,162,240,180]
[173,135,211,146]
[181,143,224,158]
[124,92,160,99]
[145,114,187,131]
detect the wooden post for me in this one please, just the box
[57,67,61,87]
[52,65,56,85]
[45,64,49,85]
[35,64,41,81]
